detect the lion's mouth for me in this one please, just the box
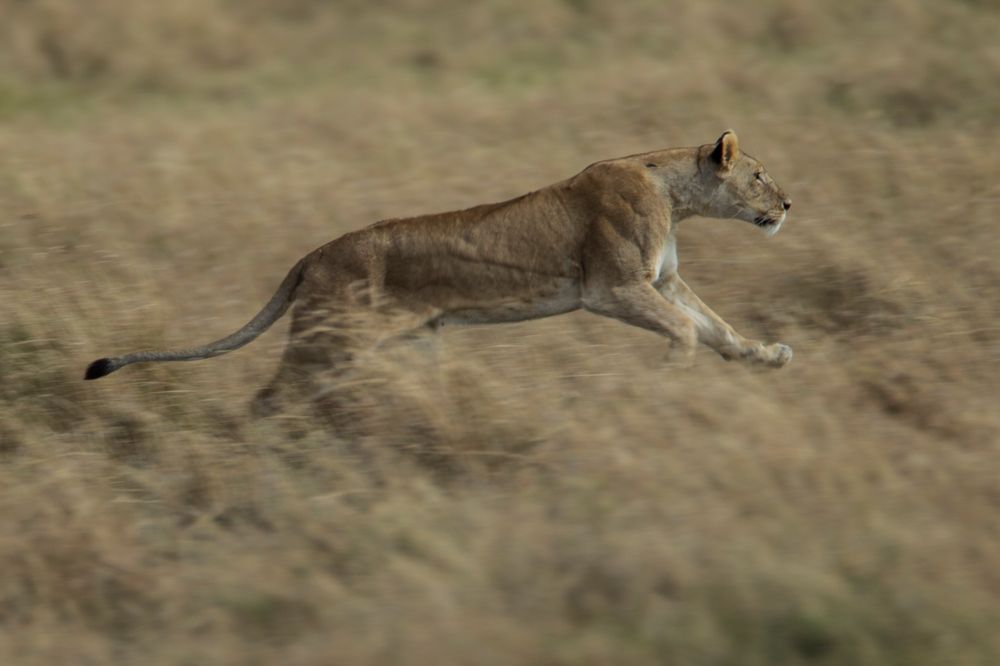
[753,214,784,237]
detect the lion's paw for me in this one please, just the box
[766,343,793,368]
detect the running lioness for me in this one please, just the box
[86,130,793,414]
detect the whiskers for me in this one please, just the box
[750,209,785,237]
[729,206,785,237]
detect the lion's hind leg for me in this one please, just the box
[251,303,349,417]
[250,300,438,418]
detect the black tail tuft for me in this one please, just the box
[84,358,115,380]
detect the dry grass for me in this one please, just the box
[1,1,999,664]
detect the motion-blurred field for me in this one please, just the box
[1,1,999,664]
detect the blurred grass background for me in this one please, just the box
[1,1,999,664]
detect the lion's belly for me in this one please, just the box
[436,281,581,326]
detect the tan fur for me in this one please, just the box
[85,131,793,415]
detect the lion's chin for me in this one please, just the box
[753,212,786,237]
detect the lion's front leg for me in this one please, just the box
[655,275,792,367]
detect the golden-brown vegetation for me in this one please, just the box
[1,1,999,663]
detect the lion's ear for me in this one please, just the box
[710,130,740,173]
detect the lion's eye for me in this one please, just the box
[754,172,765,183]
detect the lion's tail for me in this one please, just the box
[84,258,307,380]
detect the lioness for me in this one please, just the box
[86,130,792,413]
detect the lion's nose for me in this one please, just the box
[782,199,792,211]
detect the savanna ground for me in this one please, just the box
[1,1,999,664]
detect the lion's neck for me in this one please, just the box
[662,153,708,222]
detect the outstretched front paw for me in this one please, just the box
[765,343,793,368]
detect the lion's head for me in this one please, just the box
[698,130,791,236]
